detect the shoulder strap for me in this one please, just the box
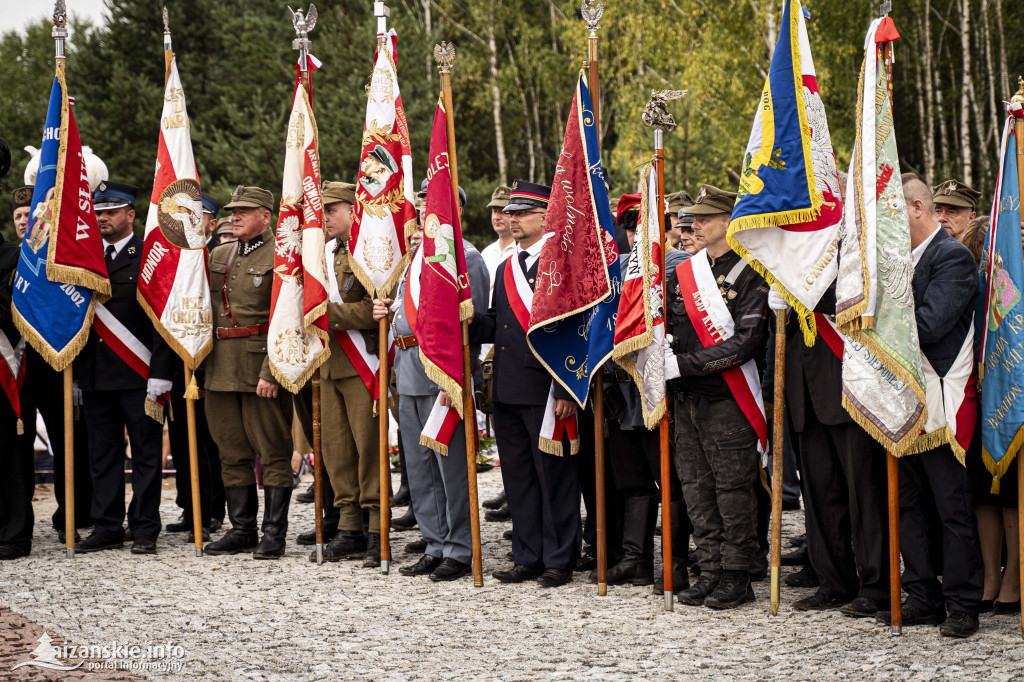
[723,258,748,289]
[221,244,241,328]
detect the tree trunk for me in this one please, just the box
[422,0,432,86]
[958,0,973,184]
[915,14,935,183]
[486,22,507,186]
[980,0,999,156]
[507,44,535,182]
[528,77,545,183]
[995,0,1009,95]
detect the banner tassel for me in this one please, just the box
[16,418,23,436]
[183,373,200,400]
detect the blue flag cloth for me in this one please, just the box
[527,74,621,407]
[980,116,1024,493]
[12,75,100,371]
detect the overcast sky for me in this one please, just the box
[0,0,108,36]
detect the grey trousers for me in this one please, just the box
[399,392,473,564]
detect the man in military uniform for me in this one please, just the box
[300,181,384,566]
[12,185,32,240]
[470,180,581,588]
[665,190,692,253]
[202,193,223,249]
[665,184,769,609]
[203,186,294,559]
[932,179,982,240]
[216,217,236,244]
[75,182,175,555]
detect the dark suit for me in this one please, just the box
[900,227,983,614]
[783,289,890,601]
[80,233,174,540]
[470,255,580,571]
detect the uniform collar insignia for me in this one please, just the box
[239,234,265,256]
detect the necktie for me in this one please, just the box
[104,244,116,266]
[518,250,530,274]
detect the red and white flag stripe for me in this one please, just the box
[93,303,169,411]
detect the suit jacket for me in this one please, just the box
[912,227,978,377]
[322,242,376,382]
[469,255,569,406]
[78,233,173,391]
[395,240,490,397]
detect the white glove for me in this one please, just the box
[663,337,680,381]
[767,289,790,311]
[147,378,173,402]
[72,380,83,407]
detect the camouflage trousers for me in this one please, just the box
[673,393,759,575]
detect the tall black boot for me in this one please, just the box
[655,500,691,594]
[606,496,657,586]
[393,432,411,507]
[206,485,258,555]
[253,486,292,559]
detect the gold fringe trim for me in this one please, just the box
[419,434,449,456]
[539,435,581,457]
[459,298,474,323]
[788,0,824,221]
[420,352,465,421]
[302,299,329,335]
[841,392,926,457]
[12,298,95,372]
[904,426,967,466]
[183,373,200,400]
[136,293,213,373]
[348,249,410,304]
[981,427,1024,494]
[270,343,331,394]
[144,397,164,424]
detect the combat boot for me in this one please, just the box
[677,574,719,606]
[704,569,756,610]
[205,485,259,555]
[322,531,367,562]
[362,532,381,568]
[606,496,657,586]
[253,486,292,559]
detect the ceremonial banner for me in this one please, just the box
[979,110,1024,491]
[12,70,110,370]
[835,17,927,456]
[612,162,666,429]
[412,94,473,417]
[139,55,213,372]
[268,81,330,392]
[727,0,843,344]
[527,72,620,407]
[348,29,416,298]
[0,332,26,434]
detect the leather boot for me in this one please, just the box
[705,569,756,609]
[206,486,259,555]
[606,496,656,586]
[391,506,417,531]
[362,532,381,568]
[253,486,292,559]
[654,500,691,594]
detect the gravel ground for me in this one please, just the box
[2,470,1024,680]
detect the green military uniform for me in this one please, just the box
[932,179,982,209]
[203,185,293,559]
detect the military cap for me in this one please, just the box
[224,185,274,211]
[932,179,982,210]
[93,181,140,210]
[666,190,693,216]
[201,193,222,216]
[504,179,551,213]
[322,181,357,205]
[12,185,34,211]
[616,193,641,224]
[676,211,695,229]
[418,177,466,206]
[682,184,737,215]
[216,217,233,235]
[487,185,511,209]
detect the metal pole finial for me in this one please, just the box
[1013,76,1024,105]
[581,0,603,36]
[642,89,687,132]
[289,4,317,70]
[52,0,68,60]
[433,41,455,74]
[879,0,891,17]
[163,5,170,34]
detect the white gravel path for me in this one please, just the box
[2,470,1023,680]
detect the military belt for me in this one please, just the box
[215,323,269,339]
[394,334,418,350]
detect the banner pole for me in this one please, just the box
[1012,75,1024,641]
[63,365,75,559]
[654,130,672,612]
[582,0,608,598]
[769,311,785,616]
[886,450,902,634]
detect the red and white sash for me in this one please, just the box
[0,331,26,435]
[814,312,844,361]
[504,245,580,456]
[326,240,394,401]
[915,326,977,464]
[675,251,768,453]
[93,303,168,421]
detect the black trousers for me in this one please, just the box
[799,417,890,600]
[577,407,623,561]
[493,401,581,571]
[168,389,225,526]
[608,420,683,501]
[899,445,983,613]
[22,348,93,530]
[83,389,163,539]
[0,399,36,549]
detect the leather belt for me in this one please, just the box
[216,323,269,339]
[394,334,418,350]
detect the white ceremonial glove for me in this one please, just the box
[663,337,681,381]
[147,378,173,402]
[767,289,790,312]
[72,380,83,407]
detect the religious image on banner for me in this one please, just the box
[727,0,843,345]
[835,17,927,457]
[979,107,1024,492]
[348,29,416,298]
[138,54,213,372]
[527,71,621,409]
[12,68,110,371]
[612,162,666,429]
[267,81,330,392]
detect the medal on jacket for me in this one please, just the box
[253,273,263,287]
[343,276,354,293]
